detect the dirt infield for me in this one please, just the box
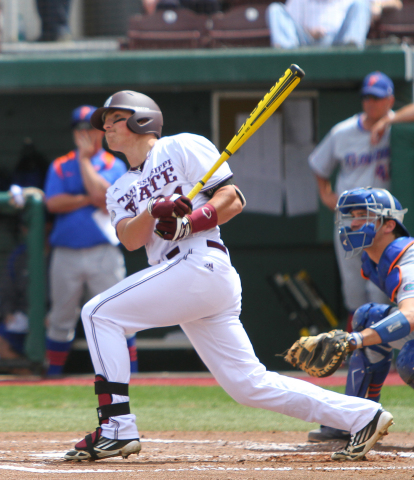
[1,372,411,479]
[1,430,413,479]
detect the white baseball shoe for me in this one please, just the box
[64,427,141,461]
[331,409,394,461]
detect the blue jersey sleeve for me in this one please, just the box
[44,162,66,199]
[99,158,127,185]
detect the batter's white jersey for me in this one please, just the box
[309,113,391,195]
[107,133,232,265]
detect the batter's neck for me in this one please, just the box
[126,137,157,168]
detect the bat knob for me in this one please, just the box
[290,64,305,79]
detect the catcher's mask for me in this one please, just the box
[91,91,163,138]
[335,187,409,258]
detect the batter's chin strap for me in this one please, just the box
[95,378,130,425]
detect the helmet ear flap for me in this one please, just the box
[126,114,140,133]
[126,112,162,138]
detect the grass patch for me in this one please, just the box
[0,384,412,432]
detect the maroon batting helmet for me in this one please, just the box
[91,91,163,138]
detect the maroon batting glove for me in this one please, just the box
[147,194,192,218]
[155,216,191,241]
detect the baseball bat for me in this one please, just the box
[294,270,339,329]
[268,273,313,337]
[186,64,305,201]
[154,64,305,237]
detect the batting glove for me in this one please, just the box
[155,216,192,241]
[147,194,192,219]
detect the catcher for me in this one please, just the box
[285,187,414,448]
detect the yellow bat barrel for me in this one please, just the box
[187,64,305,201]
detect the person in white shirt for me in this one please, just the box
[266,0,402,49]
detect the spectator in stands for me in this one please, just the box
[266,0,389,49]
[371,0,402,23]
[43,106,138,377]
[36,0,72,41]
[142,0,222,15]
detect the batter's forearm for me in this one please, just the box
[208,186,243,225]
[116,213,155,251]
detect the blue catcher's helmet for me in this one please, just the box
[336,187,409,257]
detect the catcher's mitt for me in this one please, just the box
[284,329,350,378]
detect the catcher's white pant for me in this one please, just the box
[81,237,380,440]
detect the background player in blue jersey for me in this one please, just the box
[43,105,137,376]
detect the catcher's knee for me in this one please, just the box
[396,340,414,389]
[352,303,392,332]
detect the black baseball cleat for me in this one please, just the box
[308,426,350,443]
[331,409,394,461]
[64,427,141,461]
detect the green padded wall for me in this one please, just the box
[390,123,414,235]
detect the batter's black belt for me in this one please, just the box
[166,240,227,260]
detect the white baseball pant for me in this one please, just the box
[81,237,380,440]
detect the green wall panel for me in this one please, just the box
[390,123,414,235]
[0,45,405,91]
[0,90,211,177]
[220,212,318,248]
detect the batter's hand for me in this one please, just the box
[147,194,192,219]
[155,216,192,241]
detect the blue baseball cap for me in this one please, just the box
[71,105,97,129]
[361,72,394,98]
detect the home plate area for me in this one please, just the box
[1,431,414,479]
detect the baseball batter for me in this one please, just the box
[64,91,391,463]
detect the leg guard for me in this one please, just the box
[64,375,141,461]
[396,339,414,389]
[94,375,130,425]
[345,346,392,401]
